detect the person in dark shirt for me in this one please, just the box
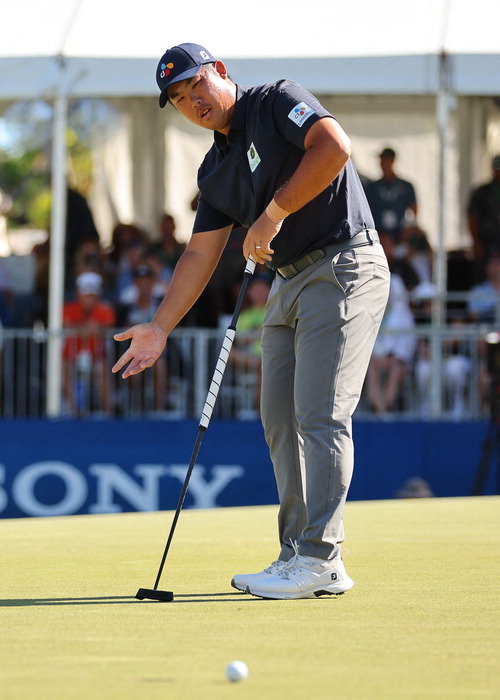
[468,154,500,277]
[365,147,417,244]
[113,43,390,600]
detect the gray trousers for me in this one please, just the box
[260,241,390,561]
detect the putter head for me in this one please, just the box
[136,588,174,602]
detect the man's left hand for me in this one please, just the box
[243,210,280,263]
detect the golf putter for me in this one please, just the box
[136,255,257,601]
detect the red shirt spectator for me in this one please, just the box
[63,272,116,361]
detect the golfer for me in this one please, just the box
[113,43,390,599]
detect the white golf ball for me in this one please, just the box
[226,660,249,682]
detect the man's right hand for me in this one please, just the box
[112,323,168,379]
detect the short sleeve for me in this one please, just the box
[270,81,333,151]
[193,193,236,233]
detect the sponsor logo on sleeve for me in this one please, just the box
[287,101,316,127]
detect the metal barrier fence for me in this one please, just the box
[0,324,494,420]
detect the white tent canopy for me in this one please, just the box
[1,0,499,416]
[1,0,500,98]
[2,0,500,239]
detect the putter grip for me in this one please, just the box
[245,256,257,276]
[199,328,236,429]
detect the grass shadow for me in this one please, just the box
[0,591,252,607]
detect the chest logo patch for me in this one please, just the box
[288,101,316,127]
[247,142,261,172]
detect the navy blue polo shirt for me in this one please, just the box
[193,80,374,269]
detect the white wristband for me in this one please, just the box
[265,198,290,224]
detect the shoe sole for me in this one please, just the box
[246,578,354,600]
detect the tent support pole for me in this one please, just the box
[430,51,453,417]
[46,63,68,417]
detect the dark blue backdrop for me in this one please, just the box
[0,419,496,518]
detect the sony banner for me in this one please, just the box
[0,419,277,518]
[0,419,491,518]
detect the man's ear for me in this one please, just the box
[215,60,228,79]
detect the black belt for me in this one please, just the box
[276,229,379,280]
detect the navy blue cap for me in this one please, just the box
[156,43,216,108]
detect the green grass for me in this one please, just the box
[1,497,499,699]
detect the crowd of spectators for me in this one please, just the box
[0,151,500,418]
[362,149,500,418]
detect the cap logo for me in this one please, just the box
[199,50,210,60]
[160,62,174,79]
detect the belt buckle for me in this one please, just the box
[278,248,324,280]
[277,265,295,280]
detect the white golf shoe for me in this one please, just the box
[246,553,354,599]
[231,559,288,592]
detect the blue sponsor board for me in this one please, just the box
[0,419,496,518]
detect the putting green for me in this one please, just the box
[1,496,499,699]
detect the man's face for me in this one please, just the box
[167,62,236,135]
[380,155,395,177]
[135,274,155,294]
[78,292,99,312]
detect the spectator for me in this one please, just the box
[0,259,15,327]
[412,283,473,419]
[231,276,271,415]
[399,224,433,284]
[118,249,170,307]
[62,272,116,416]
[440,321,473,419]
[467,254,500,324]
[379,230,420,292]
[71,237,113,301]
[149,213,186,271]
[117,263,168,413]
[0,187,12,256]
[117,263,165,325]
[413,324,472,420]
[446,249,476,321]
[467,154,500,277]
[105,222,150,301]
[395,477,434,498]
[31,239,50,324]
[65,186,100,291]
[410,280,436,324]
[466,254,500,412]
[115,237,149,303]
[365,147,418,244]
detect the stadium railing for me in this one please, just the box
[0,324,492,420]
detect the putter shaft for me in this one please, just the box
[136,256,257,601]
